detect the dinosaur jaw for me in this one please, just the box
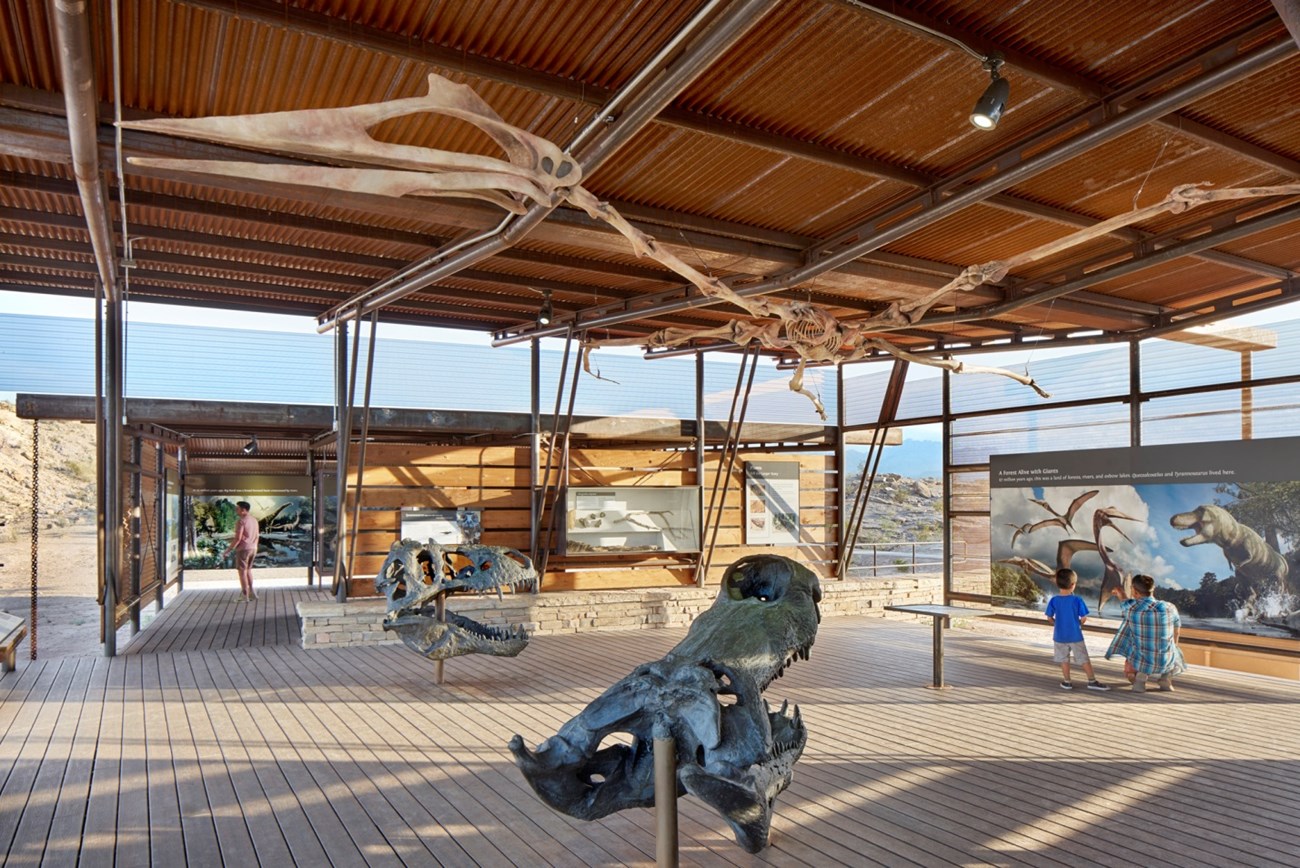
[1169,512,1208,547]
[385,610,529,659]
[510,555,820,851]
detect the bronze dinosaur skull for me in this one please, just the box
[376,538,536,660]
[509,554,821,851]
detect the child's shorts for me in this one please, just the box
[1053,640,1091,664]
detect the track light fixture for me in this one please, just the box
[242,434,259,455]
[538,289,554,326]
[970,52,1009,130]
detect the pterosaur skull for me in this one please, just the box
[509,554,822,851]
[376,538,536,659]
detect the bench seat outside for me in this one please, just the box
[0,612,26,672]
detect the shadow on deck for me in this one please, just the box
[2,599,1299,867]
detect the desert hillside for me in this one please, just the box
[1,401,97,536]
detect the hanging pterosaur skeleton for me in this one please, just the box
[124,73,1300,418]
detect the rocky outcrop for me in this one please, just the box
[0,402,96,535]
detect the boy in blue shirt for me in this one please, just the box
[1045,568,1110,691]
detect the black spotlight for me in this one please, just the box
[970,52,1009,130]
[538,290,554,326]
[242,434,259,455]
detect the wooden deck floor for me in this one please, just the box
[2,587,1299,867]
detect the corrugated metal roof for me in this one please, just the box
[0,0,1297,364]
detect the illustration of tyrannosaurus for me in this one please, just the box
[1169,504,1289,585]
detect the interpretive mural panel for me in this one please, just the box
[990,438,1300,638]
[185,474,313,569]
[744,461,801,545]
[165,469,181,579]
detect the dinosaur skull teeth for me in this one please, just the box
[512,554,820,852]
[378,539,537,660]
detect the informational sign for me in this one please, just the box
[744,461,801,545]
[165,469,181,579]
[990,438,1300,639]
[401,508,482,545]
[184,474,314,569]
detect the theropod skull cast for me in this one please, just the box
[508,554,821,851]
[376,538,536,660]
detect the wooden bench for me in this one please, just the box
[0,612,27,672]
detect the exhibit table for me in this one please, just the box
[885,604,994,688]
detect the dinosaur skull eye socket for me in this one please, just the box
[725,557,791,603]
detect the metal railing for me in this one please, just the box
[844,539,966,577]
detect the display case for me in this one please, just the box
[562,486,700,555]
[400,507,482,545]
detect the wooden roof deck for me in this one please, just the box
[2,588,1299,867]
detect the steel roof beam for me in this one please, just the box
[533,26,1295,336]
[837,1,1300,179]
[912,200,1300,329]
[163,1,1300,285]
[318,0,785,327]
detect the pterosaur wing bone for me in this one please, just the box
[1056,538,1099,570]
[1028,517,1068,535]
[1064,490,1100,526]
[123,73,580,195]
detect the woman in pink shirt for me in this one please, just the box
[230,500,260,602]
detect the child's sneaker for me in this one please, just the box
[1059,681,1073,690]
[1156,675,1174,692]
[1087,680,1110,691]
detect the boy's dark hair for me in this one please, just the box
[1055,568,1077,589]
[1131,574,1156,595]
[236,501,251,511]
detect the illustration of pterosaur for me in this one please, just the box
[1006,518,1071,547]
[997,556,1054,582]
[1093,505,1139,546]
[1028,490,1099,533]
[1092,507,1140,614]
[1057,538,1103,570]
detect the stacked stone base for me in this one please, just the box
[297,574,942,649]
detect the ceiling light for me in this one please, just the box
[970,52,1009,130]
[242,434,259,455]
[538,290,554,326]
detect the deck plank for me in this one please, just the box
[202,649,369,866]
[7,659,95,865]
[79,653,126,864]
[0,659,89,863]
[3,593,1300,868]
[173,651,262,865]
[40,658,109,868]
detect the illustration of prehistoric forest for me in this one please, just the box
[990,480,1300,638]
[184,495,316,569]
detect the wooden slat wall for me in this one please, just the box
[113,437,181,630]
[700,452,839,585]
[344,443,839,596]
[345,445,534,596]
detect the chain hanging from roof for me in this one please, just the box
[123,74,1300,419]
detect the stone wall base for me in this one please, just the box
[296,575,942,649]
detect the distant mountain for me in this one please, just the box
[847,438,942,480]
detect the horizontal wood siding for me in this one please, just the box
[344,443,839,596]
